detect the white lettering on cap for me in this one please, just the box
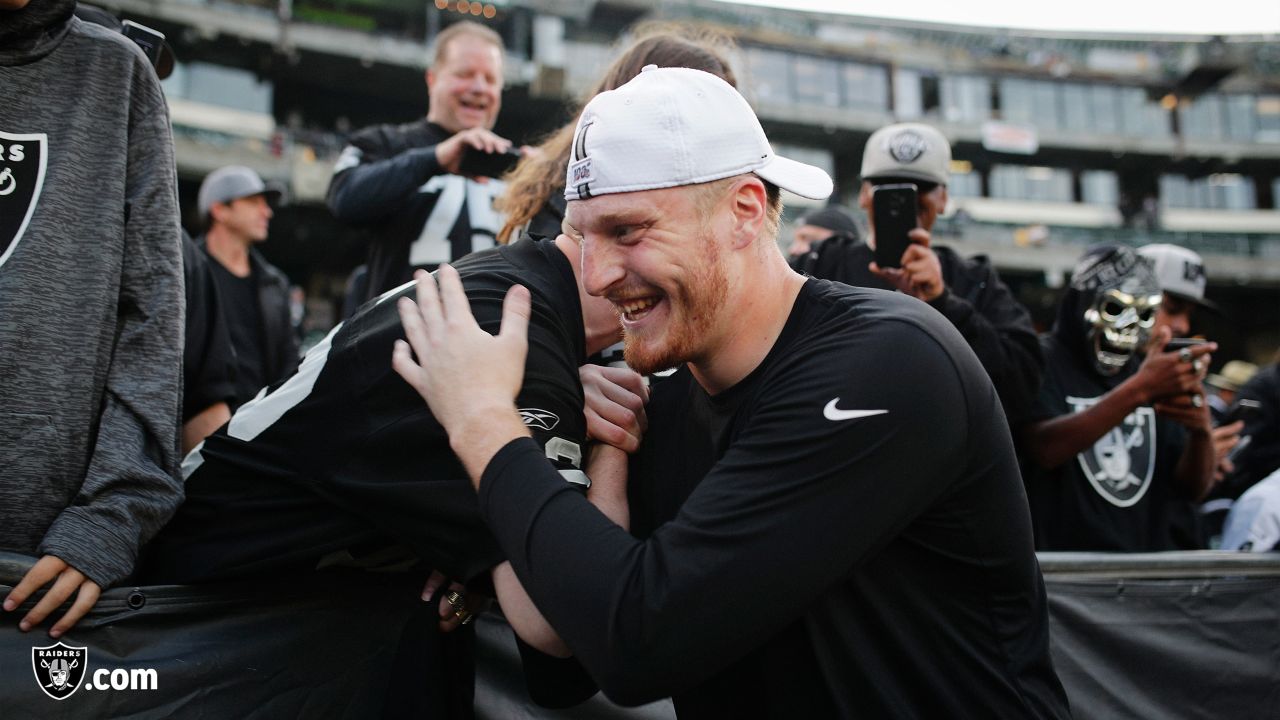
[570,158,593,185]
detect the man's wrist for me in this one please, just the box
[1115,374,1151,407]
[1186,422,1213,440]
[449,405,531,488]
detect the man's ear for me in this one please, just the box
[729,177,768,249]
[425,68,436,93]
[208,201,229,225]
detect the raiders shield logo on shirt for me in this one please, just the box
[0,131,47,270]
[1068,396,1156,507]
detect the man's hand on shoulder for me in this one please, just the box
[435,127,513,176]
[3,555,102,638]
[393,267,532,486]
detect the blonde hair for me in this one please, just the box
[495,24,737,243]
[431,20,503,67]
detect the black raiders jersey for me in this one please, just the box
[1024,334,1186,551]
[142,237,586,584]
[327,120,507,300]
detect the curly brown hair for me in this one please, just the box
[495,24,737,244]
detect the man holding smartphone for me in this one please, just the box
[801,122,1043,425]
[1020,245,1218,551]
[327,21,523,302]
[1137,242,1248,546]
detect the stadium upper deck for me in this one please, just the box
[87,0,1280,353]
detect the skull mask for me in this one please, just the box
[1083,285,1162,376]
[1068,245,1162,377]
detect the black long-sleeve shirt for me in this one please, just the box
[798,236,1044,426]
[326,119,507,301]
[479,280,1069,718]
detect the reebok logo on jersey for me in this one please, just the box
[519,408,560,431]
[823,399,887,422]
[0,131,47,270]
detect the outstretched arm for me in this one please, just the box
[327,139,445,225]
[1023,328,1215,470]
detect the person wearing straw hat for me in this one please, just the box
[1206,360,1258,419]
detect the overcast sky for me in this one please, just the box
[716,0,1280,35]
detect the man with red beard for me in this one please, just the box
[393,67,1069,718]
[327,21,517,302]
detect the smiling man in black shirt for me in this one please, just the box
[393,66,1069,718]
[327,21,517,301]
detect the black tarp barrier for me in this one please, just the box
[4,551,1279,718]
[1,553,428,719]
[1040,552,1280,720]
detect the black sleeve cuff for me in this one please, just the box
[408,145,444,181]
[477,437,567,537]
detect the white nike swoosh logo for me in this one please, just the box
[823,399,888,422]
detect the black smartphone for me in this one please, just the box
[872,183,918,269]
[458,147,522,179]
[1164,337,1208,352]
[121,20,166,69]
[1222,398,1263,426]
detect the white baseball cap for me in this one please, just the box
[860,123,951,186]
[564,66,832,202]
[1136,243,1218,311]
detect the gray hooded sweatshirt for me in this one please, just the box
[0,1,184,587]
